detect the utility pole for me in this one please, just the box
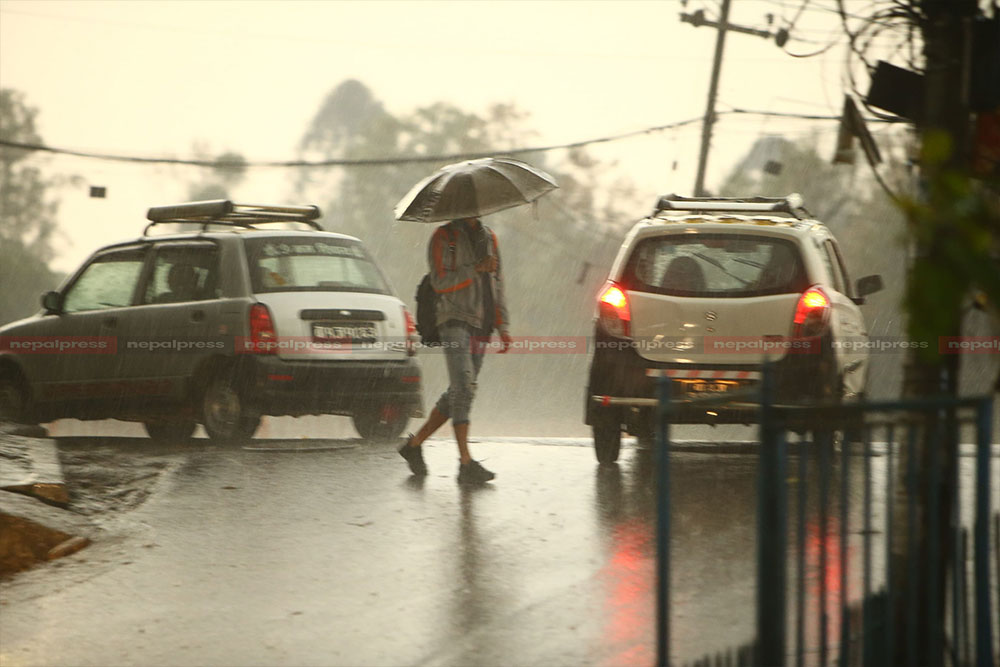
[682,3,787,196]
[891,1,977,663]
[688,0,731,197]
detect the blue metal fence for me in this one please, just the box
[654,367,998,667]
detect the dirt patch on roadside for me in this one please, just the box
[1,439,172,578]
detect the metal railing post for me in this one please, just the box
[656,375,673,667]
[757,362,787,666]
[796,431,808,667]
[973,397,994,667]
[839,424,851,667]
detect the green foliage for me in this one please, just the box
[900,131,1000,357]
[0,89,63,325]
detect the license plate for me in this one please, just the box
[684,381,732,394]
[312,322,377,342]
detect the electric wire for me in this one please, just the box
[0,109,895,170]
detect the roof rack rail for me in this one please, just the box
[144,200,324,235]
[653,193,811,220]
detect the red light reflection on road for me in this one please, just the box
[599,518,655,667]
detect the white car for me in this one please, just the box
[585,194,883,462]
[0,201,423,442]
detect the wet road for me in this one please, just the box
[0,428,769,667]
[4,423,996,667]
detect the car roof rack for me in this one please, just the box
[144,200,324,235]
[652,193,811,220]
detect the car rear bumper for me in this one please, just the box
[585,332,834,426]
[250,356,424,417]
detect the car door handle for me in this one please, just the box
[190,310,205,323]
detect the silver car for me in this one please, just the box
[0,201,423,442]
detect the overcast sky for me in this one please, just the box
[1,0,873,272]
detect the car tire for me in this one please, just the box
[353,405,408,441]
[592,409,622,463]
[201,373,260,443]
[0,376,28,424]
[144,420,197,442]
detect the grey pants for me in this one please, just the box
[434,323,487,425]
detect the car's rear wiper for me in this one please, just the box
[692,252,752,285]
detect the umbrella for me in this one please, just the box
[394,157,558,223]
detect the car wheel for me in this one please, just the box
[0,376,28,424]
[144,420,197,442]
[592,409,622,463]
[353,404,408,441]
[201,374,260,443]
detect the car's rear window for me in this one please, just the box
[244,237,391,295]
[622,233,808,298]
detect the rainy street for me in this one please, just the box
[1,421,771,667]
[6,418,995,667]
[2,3,999,665]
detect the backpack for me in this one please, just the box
[415,229,457,347]
[415,273,442,346]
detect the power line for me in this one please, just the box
[0,118,701,168]
[0,108,896,170]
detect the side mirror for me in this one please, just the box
[856,274,883,298]
[41,291,64,314]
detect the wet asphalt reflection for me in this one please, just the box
[9,428,988,666]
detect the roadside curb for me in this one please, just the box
[0,425,69,506]
[0,423,92,577]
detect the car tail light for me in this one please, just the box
[598,281,631,338]
[793,286,830,338]
[250,303,277,354]
[402,306,417,356]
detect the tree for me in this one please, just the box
[187,148,247,201]
[0,89,63,325]
[292,80,643,432]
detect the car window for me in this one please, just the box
[244,237,390,295]
[623,233,808,298]
[827,240,854,297]
[142,243,220,304]
[822,240,847,294]
[62,248,147,313]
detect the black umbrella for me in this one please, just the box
[394,157,558,223]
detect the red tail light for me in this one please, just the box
[402,306,417,356]
[250,303,277,354]
[793,286,830,337]
[598,282,631,338]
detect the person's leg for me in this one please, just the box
[406,406,448,447]
[455,333,494,482]
[398,384,452,476]
[454,333,487,462]
[439,324,479,461]
[454,422,471,464]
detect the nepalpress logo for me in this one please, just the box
[471,336,586,354]
[236,336,398,354]
[833,337,931,353]
[939,337,1000,354]
[0,336,115,354]
[704,336,820,354]
[122,338,228,352]
[236,336,589,354]
[594,336,820,354]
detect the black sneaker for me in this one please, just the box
[458,459,495,484]
[398,435,427,476]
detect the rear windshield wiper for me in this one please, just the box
[692,252,752,285]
